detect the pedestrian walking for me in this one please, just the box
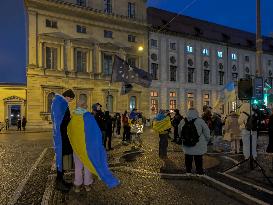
[22,116,27,131]
[153,110,172,159]
[224,111,241,153]
[238,103,258,159]
[51,89,75,192]
[122,111,130,142]
[104,111,113,150]
[211,112,223,152]
[171,109,183,143]
[17,118,22,131]
[179,108,211,175]
[5,118,9,130]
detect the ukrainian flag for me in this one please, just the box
[152,116,172,133]
[67,112,120,188]
[214,81,236,109]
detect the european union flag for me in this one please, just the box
[112,55,152,88]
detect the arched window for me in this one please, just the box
[47,92,55,113]
[129,96,136,111]
[106,95,113,112]
[78,93,87,107]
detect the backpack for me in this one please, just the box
[181,118,200,147]
[243,112,258,131]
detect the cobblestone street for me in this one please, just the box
[1,128,273,205]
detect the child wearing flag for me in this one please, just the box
[67,100,120,192]
[152,110,172,159]
[70,100,93,192]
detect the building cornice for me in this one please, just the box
[25,0,148,31]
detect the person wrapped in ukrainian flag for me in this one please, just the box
[67,100,120,192]
[152,110,172,159]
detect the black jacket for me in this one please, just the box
[60,107,73,155]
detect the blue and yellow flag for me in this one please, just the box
[152,116,172,133]
[67,112,120,189]
[214,81,236,109]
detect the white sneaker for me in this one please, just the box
[74,185,81,193]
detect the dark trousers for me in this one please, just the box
[104,133,112,149]
[173,126,179,141]
[123,126,131,141]
[57,170,64,181]
[159,133,169,158]
[185,154,204,174]
[116,126,121,135]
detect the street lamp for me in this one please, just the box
[138,46,144,52]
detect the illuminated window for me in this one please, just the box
[150,91,158,97]
[231,53,237,60]
[170,91,176,97]
[129,96,136,111]
[217,51,223,58]
[187,93,194,109]
[202,48,209,56]
[203,93,210,106]
[151,99,158,113]
[170,100,177,110]
[186,45,193,53]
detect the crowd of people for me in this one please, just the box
[152,104,273,175]
[48,88,273,193]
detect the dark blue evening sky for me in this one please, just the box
[0,0,272,83]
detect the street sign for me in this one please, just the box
[253,77,264,100]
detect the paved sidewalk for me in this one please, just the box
[0,127,51,134]
[43,128,272,205]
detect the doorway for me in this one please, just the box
[9,105,21,126]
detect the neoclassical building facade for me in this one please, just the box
[0,83,27,126]
[147,8,273,117]
[24,0,149,128]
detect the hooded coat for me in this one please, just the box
[224,112,241,141]
[178,109,211,155]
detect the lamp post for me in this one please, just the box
[256,0,263,77]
